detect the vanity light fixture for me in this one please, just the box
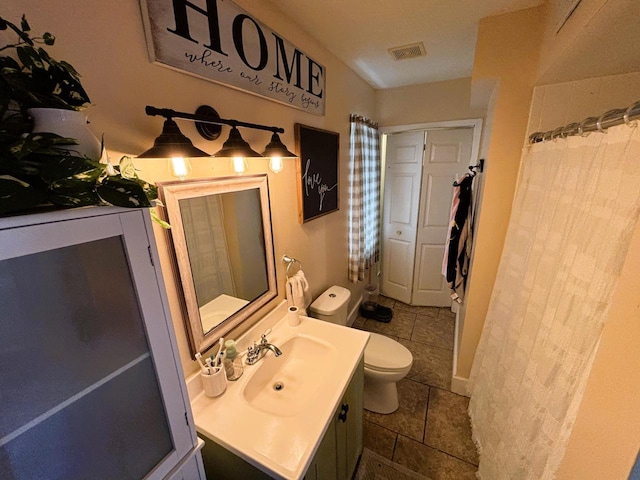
[169,157,192,180]
[232,156,247,174]
[140,105,297,174]
[137,117,210,159]
[138,116,210,181]
[262,132,297,173]
[212,126,262,158]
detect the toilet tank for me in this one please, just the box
[309,285,351,325]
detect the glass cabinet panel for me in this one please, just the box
[0,210,191,480]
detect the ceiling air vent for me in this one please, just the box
[388,42,426,61]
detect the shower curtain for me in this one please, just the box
[468,123,640,479]
[180,195,235,306]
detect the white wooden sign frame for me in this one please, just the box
[140,0,326,115]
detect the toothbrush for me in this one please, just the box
[215,337,226,368]
[218,337,225,355]
[195,353,210,375]
[216,349,225,368]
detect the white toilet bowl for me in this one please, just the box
[309,286,414,415]
[363,332,413,414]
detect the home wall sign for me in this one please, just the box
[140,0,326,115]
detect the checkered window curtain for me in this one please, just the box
[348,115,381,283]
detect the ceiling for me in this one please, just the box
[265,0,543,89]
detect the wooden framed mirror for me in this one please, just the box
[158,175,277,355]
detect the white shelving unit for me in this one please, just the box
[0,207,205,479]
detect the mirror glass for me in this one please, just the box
[158,175,277,355]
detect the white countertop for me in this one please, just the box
[187,302,369,479]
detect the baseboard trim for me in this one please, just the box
[451,375,470,397]
[451,306,470,397]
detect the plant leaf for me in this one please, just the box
[1,16,33,45]
[10,133,78,160]
[16,45,44,70]
[119,156,137,179]
[42,32,55,46]
[96,176,153,208]
[0,175,47,214]
[150,207,171,229]
[48,188,101,207]
[20,15,30,33]
[0,56,21,70]
[40,155,105,183]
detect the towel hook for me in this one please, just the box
[282,255,302,278]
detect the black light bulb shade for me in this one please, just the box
[261,132,297,158]
[213,127,263,158]
[138,119,210,158]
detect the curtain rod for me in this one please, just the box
[529,100,640,144]
[350,114,379,129]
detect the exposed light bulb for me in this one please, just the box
[269,156,283,173]
[232,156,246,174]
[169,157,191,180]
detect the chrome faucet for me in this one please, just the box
[245,332,282,365]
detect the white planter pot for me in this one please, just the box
[28,108,102,160]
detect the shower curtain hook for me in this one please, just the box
[623,101,640,127]
[578,118,591,137]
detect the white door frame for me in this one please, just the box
[379,117,483,286]
[380,118,483,397]
[380,118,483,157]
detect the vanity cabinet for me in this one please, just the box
[0,207,205,479]
[304,358,364,480]
[200,359,364,480]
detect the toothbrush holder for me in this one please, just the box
[200,367,227,397]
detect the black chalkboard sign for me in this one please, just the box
[295,124,340,223]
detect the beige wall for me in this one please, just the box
[3,1,376,374]
[537,0,640,84]
[455,6,545,378]
[528,72,640,133]
[527,73,640,479]
[375,77,486,126]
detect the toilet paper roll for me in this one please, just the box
[288,306,300,326]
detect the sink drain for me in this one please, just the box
[273,382,284,391]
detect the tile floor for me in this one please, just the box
[353,296,479,480]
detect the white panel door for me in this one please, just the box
[412,128,474,306]
[381,131,425,304]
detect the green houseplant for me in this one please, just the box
[0,14,160,217]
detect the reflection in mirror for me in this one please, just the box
[158,175,277,356]
[179,189,268,333]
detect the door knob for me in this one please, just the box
[396,230,402,235]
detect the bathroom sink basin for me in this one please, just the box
[242,335,336,416]
[189,302,369,479]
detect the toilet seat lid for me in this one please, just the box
[364,333,413,371]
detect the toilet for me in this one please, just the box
[309,285,413,414]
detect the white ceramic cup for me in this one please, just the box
[201,367,227,397]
